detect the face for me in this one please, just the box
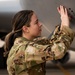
[27,13,42,38]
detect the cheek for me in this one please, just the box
[32,29,39,34]
[31,28,40,35]
[31,26,39,32]
[29,26,40,35]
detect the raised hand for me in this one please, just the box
[57,5,70,30]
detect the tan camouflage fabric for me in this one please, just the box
[7,25,75,75]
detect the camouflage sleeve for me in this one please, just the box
[12,25,75,71]
[48,25,75,59]
[23,25,75,68]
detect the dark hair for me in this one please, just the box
[4,10,34,57]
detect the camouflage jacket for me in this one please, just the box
[7,26,75,75]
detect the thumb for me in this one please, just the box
[57,7,61,14]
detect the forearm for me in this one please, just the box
[49,25,75,60]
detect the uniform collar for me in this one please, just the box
[14,37,30,45]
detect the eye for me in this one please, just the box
[35,21,38,24]
[35,19,39,24]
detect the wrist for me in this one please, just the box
[60,24,69,30]
[60,22,70,30]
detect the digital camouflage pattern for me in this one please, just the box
[7,26,75,75]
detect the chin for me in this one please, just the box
[38,33,41,37]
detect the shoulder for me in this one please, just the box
[32,37,49,45]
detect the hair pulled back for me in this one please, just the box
[4,10,33,57]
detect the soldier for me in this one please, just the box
[4,5,75,75]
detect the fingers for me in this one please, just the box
[57,7,60,14]
[65,7,68,15]
[58,5,70,28]
[60,5,65,15]
[57,5,68,15]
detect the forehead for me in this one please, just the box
[31,13,38,21]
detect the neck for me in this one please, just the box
[22,33,35,41]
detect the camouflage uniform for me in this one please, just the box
[7,26,75,75]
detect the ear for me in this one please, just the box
[22,26,29,33]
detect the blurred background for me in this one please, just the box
[0,0,75,75]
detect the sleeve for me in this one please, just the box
[24,25,75,68]
[13,25,75,70]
